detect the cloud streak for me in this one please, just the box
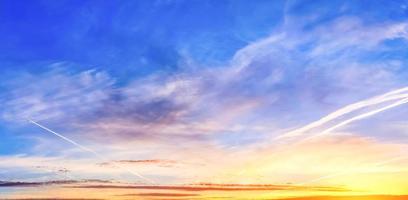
[303,97,408,141]
[0,179,111,187]
[278,86,408,140]
[70,183,349,192]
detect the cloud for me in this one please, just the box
[277,87,408,140]
[0,179,111,187]
[99,159,179,168]
[117,192,199,197]
[70,183,349,192]
[2,199,103,200]
[0,180,76,187]
[116,159,176,164]
[3,16,408,144]
[1,68,114,123]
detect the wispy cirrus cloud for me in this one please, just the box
[1,68,114,123]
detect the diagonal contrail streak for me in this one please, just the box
[277,87,408,140]
[27,119,154,184]
[302,97,408,142]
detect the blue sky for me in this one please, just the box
[1,0,408,199]
[0,0,285,75]
[0,0,407,74]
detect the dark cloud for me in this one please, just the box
[96,94,188,125]
[0,180,78,187]
[0,179,112,187]
[3,199,103,200]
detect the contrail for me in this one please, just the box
[277,87,408,140]
[27,119,154,184]
[302,97,408,142]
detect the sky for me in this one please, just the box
[1,0,408,199]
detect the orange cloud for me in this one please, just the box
[117,192,199,197]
